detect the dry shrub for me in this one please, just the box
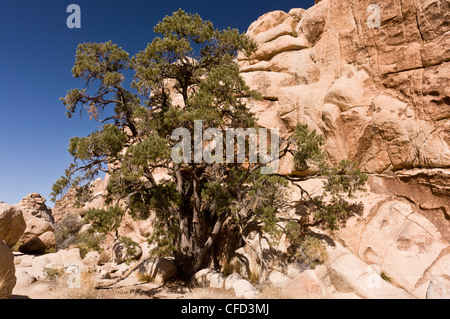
[0,270,15,299]
[52,271,139,299]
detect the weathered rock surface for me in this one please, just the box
[136,258,179,284]
[18,231,56,255]
[426,274,450,299]
[15,269,37,288]
[14,248,84,281]
[284,269,329,299]
[18,193,54,246]
[192,268,226,289]
[337,180,450,298]
[236,0,450,299]
[268,270,291,287]
[232,279,259,299]
[294,172,449,299]
[18,193,54,223]
[326,243,413,299]
[0,203,26,248]
[240,0,450,174]
[52,187,84,223]
[224,273,243,290]
[0,240,16,299]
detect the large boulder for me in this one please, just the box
[0,203,26,248]
[427,274,450,299]
[18,231,56,255]
[232,279,259,299]
[18,193,55,246]
[0,240,16,299]
[326,243,413,299]
[18,193,54,223]
[284,269,329,299]
[239,0,450,174]
[225,273,244,290]
[192,268,226,289]
[136,258,179,284]
[246,10,295,38]
[18,248,84,280]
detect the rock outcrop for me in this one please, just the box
[15,193,55,254]
[18,193,54,223]
[19,231,56,255]
[290,172,449,299]
[0,203,26,248]
[192,268,226,289]
[18,193,54,244]
[239,0,450,175]
[232,0,450,300]
[19,0,446,300]
[52,187,84,223]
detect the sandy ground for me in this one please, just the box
[11,272,237,300]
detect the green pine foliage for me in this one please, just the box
[84,206,124,235]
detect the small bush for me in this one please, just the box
[223,260,241,277]
[10,241,23,252]
[248,268,261,285]
[136,272,154,283]
[381,271,391,283]
[45,247,57,254]
[44,267,64,280]
[76,230,103,258]
[54,213,84,250]
[293,236,328,271]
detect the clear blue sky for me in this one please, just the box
[0,0,314,207]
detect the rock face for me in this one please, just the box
[52,187,84,223]
[0,203,26,248]
[284,269,329,299]
[52,177,109,223]
[233,0,450,299]
[325,242,413,299]
[15,248,84,280]
[239,0,450,175]
[0,240,16,299]
[293,173,450,299]
[18,193,55,245]
[18,193,54,223]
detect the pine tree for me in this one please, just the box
[52,10,367,277]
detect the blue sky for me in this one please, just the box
[0,0,314,207]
